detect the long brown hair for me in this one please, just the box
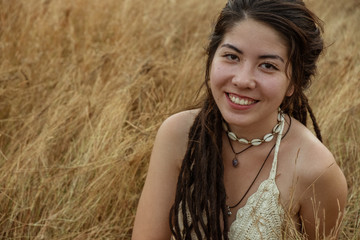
[170,0,324,239]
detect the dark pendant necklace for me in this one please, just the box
[225,116,292,216]
[229,143,253,168]
[232,158,238,168]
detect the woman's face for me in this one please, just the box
[210,18,293,134]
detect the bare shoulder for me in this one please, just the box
[160,109,200,137]
[156,109,200,166]
[291,120,346,189]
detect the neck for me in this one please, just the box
[226,111,279,140]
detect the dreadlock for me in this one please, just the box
[170,0,324,238]
[170,94,229,239]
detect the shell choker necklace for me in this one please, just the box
[222,110,285,146]
[223,109,285,168]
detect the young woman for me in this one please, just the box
[132,0,347,239]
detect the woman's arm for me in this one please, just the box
[132,110,197,240]
[298,146,347,239]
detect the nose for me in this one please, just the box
[231,64,256,89]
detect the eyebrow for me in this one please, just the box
[220,43,285,63]
[221,43,243,54]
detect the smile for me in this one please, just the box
[228,93,257,106]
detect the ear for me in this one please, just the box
[286,84,294,97]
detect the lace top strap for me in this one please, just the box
[269,118,285,180]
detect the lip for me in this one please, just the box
[225,92,259,110]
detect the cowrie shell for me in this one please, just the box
[273,123,281,133]
[238,138,249,144]
[263,133,274,142]
[251,139,262,146]
[228,132,237,141]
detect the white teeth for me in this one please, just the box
[229,94,255,105]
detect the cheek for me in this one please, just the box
[261,76,290,99]
[209,62,227,88]
[209,64,219,90]
[209,67,224,101]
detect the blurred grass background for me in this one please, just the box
[0,0,359,239]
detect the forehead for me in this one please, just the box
[220,19,289,58]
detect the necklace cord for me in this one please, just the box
[227,115,292,210]
[227,137,253,155]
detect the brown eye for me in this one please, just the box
[260,62,278,71]
[224,54,239,61]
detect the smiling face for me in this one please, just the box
[210,18,293,136]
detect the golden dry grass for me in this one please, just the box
[0,0,359,239]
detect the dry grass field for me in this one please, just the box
[0,0,359,239]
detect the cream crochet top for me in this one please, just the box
[173,121,285,239]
